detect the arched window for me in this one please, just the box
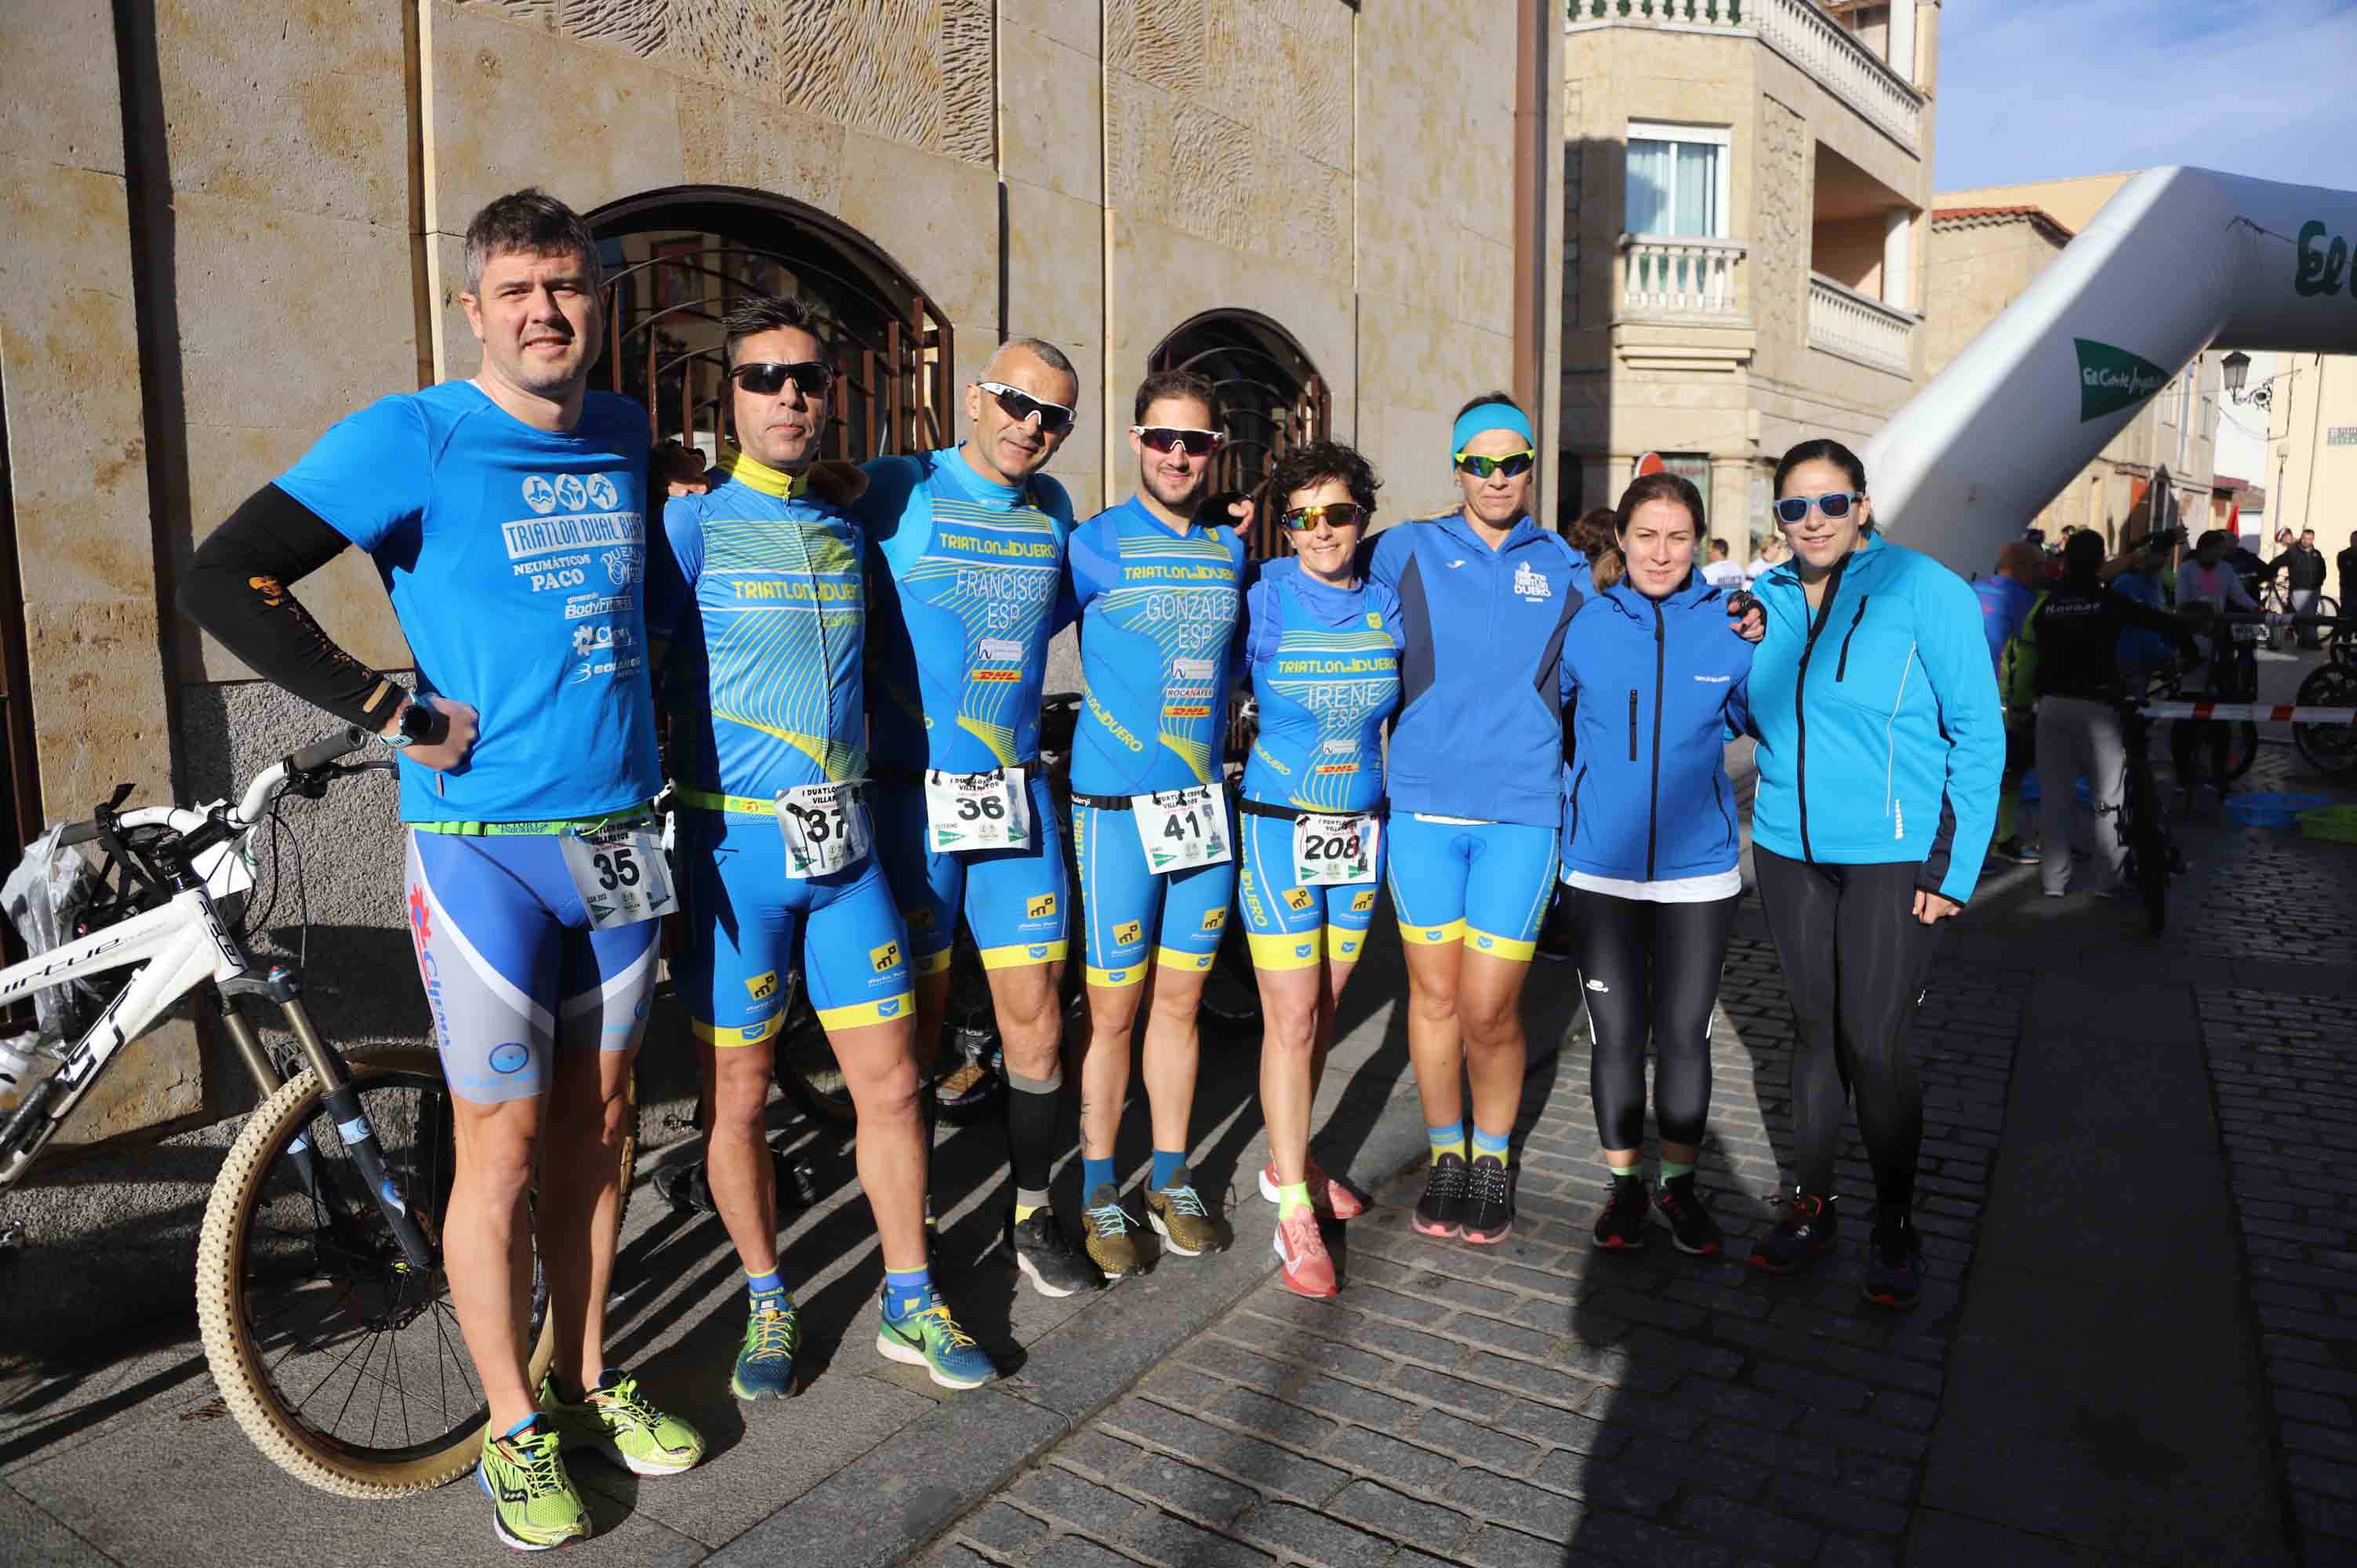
[587,187,953,463]
[1148,310,1328,558]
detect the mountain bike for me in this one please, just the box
[2294,624,2357,775]
[0,728,633,1497]
[2109,697,2179,935]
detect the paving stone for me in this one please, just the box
[1323,1425,1460,1492]
[1325,1479,1475,1554]
[1232,1500,1399,1567]
[1123,1509,1277,1568]
[961,1502,1051,1555]
[1411,1406,1540,1475]
[1121,1455,1259,1528]
[1010,1466,1146,1537]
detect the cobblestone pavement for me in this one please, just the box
[922,933,2028,1568]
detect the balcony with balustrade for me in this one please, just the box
[1611,234,1756,373]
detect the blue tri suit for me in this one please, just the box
[644,448,914,1048]
[1062,497,1248,989]
[1233,558,1404,973]
[274,382,665,1104]
[856,446,1076,974]
[1364,512,1586,962]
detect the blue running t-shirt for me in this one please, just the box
[1066,497,1248,795]
[1240,560,1404,815]
[274,382,661,824]
[645,451,866,800]
[857,446,1074,774]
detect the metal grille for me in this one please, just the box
[588,188,953,464]
[1148,310,1328,560]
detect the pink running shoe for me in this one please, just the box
[1273,1207,1338,1298]
[1258,1160,1367,1221]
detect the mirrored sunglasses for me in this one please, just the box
[1279,502,1371,532]
[1773,491,1860,525]
[979,380,1076,436]
[1133,426,1226,456]
[1455,450,1535,480]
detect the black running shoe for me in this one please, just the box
[1413,1153,1469,1238]
[1462,1156,1516,1246]
[1988,837,2042,865]
[1654,1175,1723,1256]
[1862,1221,1925,1310]
[1749,1190,1837,1273]
[1590,1176,1649,1250]
[1007,1207,1102,1298]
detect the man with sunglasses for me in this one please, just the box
[855,337,1102,1298]
[645,295,997,1399]
[1059,369,1249,1279]
[1366,394,1589,1249]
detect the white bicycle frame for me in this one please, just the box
[0,756,329,1189]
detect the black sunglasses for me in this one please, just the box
[978,380,1077,436]
[728,361,830,397]
[1133,426,1226,456]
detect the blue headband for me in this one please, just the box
[1451,402,1534,457]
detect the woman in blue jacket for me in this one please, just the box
[1743,439,2003,1310]
[1558,472,1755,1258]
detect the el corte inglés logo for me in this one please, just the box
[2074,338,2168,423]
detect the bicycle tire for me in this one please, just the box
[2224,721,2261,783]
[2295,664,2357,775]
[773,976,855,1127]
[196,1048,636,1497]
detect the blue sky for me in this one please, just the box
[1935,0,2357,193]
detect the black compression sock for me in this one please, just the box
[1004,1065,1063,1201]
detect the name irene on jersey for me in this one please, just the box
[503,513,641,559]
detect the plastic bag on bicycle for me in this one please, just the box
[0,825,107,1048]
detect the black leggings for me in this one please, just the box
[1752,848,1945,1221]
[1578,888,1741,1152]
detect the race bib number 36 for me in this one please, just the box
[924,767,1030,854]
[1294,811,1378,886]
[560,826,674,929]
[778,782,870,878]
[1131,786,1229,874]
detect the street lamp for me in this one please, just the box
[2221,348,2281,409]
[2222,350,2250,394]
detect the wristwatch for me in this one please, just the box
[379,695,450,750]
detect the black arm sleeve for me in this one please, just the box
[177,484,403,731]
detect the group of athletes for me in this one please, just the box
[180,189,2003,1551]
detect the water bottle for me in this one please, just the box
[0,1033,43,1115]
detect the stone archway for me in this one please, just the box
[1149,310,1329,558]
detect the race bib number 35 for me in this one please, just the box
[778,781,871,878]
[1131,786,1229,874]
[560,826,675,929]
[1294,811,1378,886]
[924,767,1030,854]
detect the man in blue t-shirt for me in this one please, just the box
[179,190,700,1549]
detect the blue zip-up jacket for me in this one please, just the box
[1558,576,1755,882]
[1745,533,2003,906]
[1364,512,1587,826]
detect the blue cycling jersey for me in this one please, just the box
[275,382,660,825]
[1238,560,1404,814]
[857,446,1074,773]
[1066,497,1248,795]
[645,451,866,800]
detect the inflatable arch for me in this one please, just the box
[1863,166,2357,575]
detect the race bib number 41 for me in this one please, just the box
[1131,786,1229,874]
[924,767,1030,854]
[560,826,675,929]
[778,781,870,878]
[1294,811,1378,886]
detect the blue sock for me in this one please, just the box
[1429,1122,1467,1163]
[1082,1155,1117,1197]
[1472,1125,1513,1167]
[882,1266,935,1321]
[747,1268,789,1309]
[500,1414,539,1440]
[1149,1149,1187,1191]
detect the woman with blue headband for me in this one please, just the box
[1362,394,1589,1247]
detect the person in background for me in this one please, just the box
[2337,529,2356,619]
[2268,528,2328,648]
[1745,532,1789,584]
[2023,531,2198,898]
[2109,531,2181,689]
[2175,528,2261,804]
[1974,541,2043,866]
[1700,536,1745,590]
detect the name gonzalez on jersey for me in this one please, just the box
[507,471,645,688]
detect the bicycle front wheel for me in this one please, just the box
[2295,664,2357,775]
[195,1048,636,1497]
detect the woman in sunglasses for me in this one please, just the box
[1740,438,2002,1310]
[1366,394,1589,1247]
[1234,441,1401,1297]
[1563,471,1756,1259]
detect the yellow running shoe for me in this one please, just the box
[1080,1182,1142,1279]
[539,1370,706,1476]
[1145,1169,1223,1256]
[477,1418,589,1552]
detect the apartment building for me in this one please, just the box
[1928,175,2221,554]
[1562,0,1940,557]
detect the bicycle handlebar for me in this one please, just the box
[55,727,380,859]
[289,726,369,773]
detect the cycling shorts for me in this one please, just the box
[1070,798,1236,990]
[1235,807,1386,972]
[1386,813,1559,962]
[870,772,1069,975]
[404,829,659,1106]
[674,808,914,1047]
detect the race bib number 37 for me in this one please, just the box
[1131,786,1229,874]
[560,826,674,929]
[778,782,870,878]
[924,767,1030,854]
[1294,811,1378,887]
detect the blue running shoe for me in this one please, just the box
[875,1287,995,1390]
[732,1298,801,1401]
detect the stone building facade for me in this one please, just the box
[1560,0,1940,559]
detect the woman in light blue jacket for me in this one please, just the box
[1741,438,2002,1312]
